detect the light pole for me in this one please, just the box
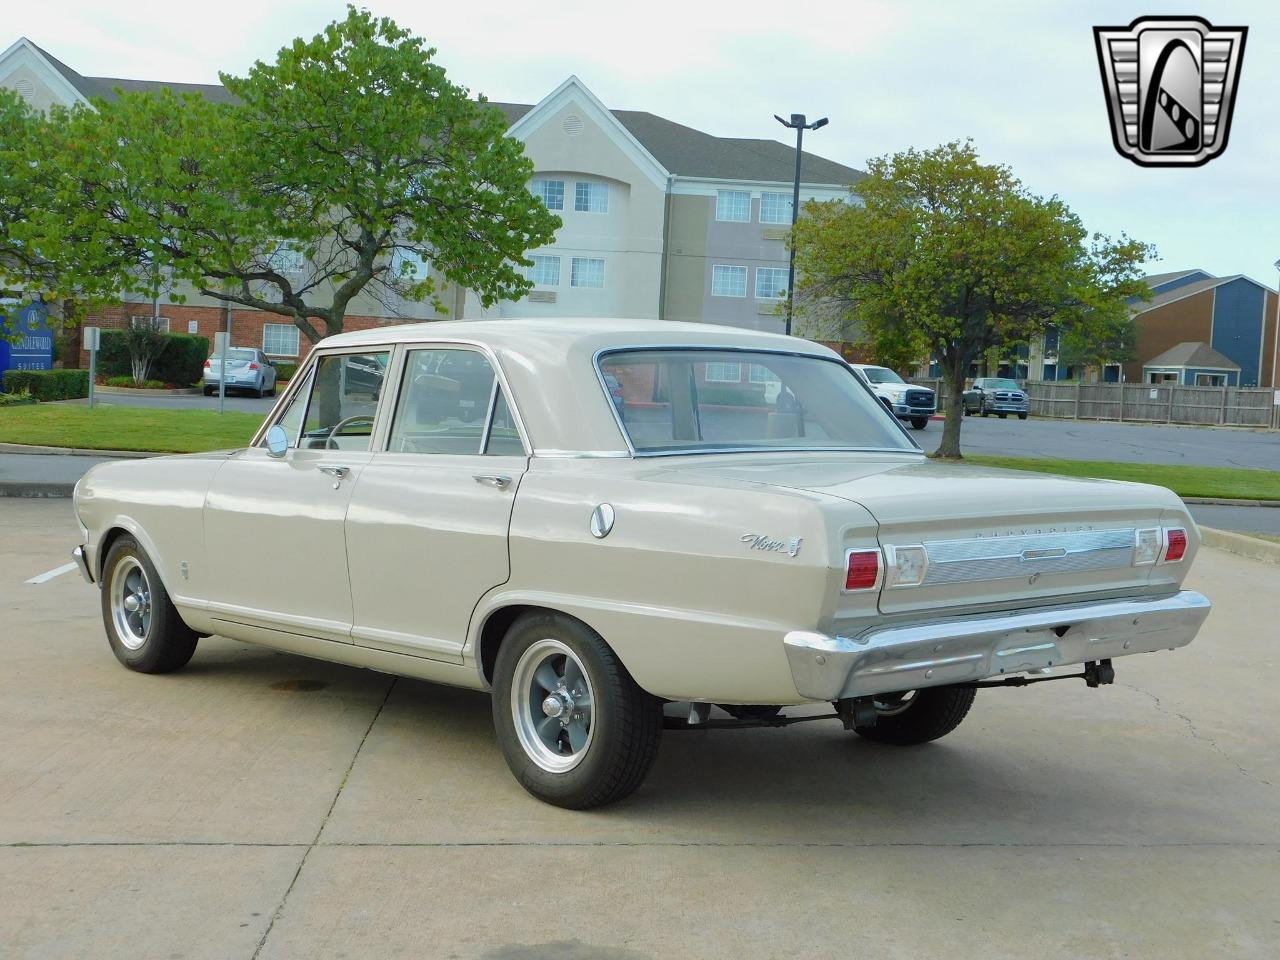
[774,113,827,337]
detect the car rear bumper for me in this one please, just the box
[783,590,1210,701]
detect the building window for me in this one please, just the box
[531,179,564,211]
[755,267,788,300]
[748,363,779,385]
[574,181,608,213]
[524,255,561,286]
[570,257,605,288]
[266,241,304,274]
[390,247,428,280]
[129,315,170,333]
[715,190,750,222]
[759,192,793,224]
[263,323,301,357]
[705,361,742,383]
[1195,372,1226,386]
[711,264,748,297]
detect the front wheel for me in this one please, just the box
[853,685,976,745]
[910,416,929,430]
[1018,413,1028,420]
[492,612,662,809]
[100,535,198,673]
[998,412,1007,419]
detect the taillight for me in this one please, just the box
[1163,528,1187,563]
[203,359,211,368]
[249,362,259,370]
[844,549,881,591]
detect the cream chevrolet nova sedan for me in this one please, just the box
[71,319,1211,808]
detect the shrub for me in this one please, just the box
[1,369,91,400]
[273,361,299,382]
[98,331,210,386]
[104,375,135,387]
[0,391,37,406]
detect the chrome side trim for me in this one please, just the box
[532,448,633,459]
[783,590,1211,701]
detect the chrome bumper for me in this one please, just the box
[71,545,94,584]
[784,590,1210,701]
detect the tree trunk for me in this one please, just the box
[934,362,968,459]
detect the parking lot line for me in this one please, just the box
[25,562,77,585]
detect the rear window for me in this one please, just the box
[597,349,915,455]
[226,349,256,361]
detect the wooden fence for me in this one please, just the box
[907,379,1280,429]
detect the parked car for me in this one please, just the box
[963,377,1030,418]
[849,363,936,429]
[71,319,1210,809]
[203,348,278,398]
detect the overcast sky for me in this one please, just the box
[11,1,1279,286]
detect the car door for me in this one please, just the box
[202,347,392,642]
[344,346,529,661]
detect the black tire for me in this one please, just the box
[1018,413,1028,420]
[492,611,662,809]
[203,386,214,396]
[910,416,929,430]
[100,535,198,674]
[854,685,976,746]
[998,412,1007,419]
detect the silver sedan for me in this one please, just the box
[202,348,279,398]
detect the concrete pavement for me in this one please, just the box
[3,499,1278,959]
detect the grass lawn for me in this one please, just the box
[966,455,1280,502]
[0,404,263,453]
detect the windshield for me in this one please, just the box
[984,378,1021,390]
[858,366,905,384]
[597,349,916,455]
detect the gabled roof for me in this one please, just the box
[10,38,863,187]
[1143,269,1204,287]
[1143,341,1240,370]
[1137,275,1234,311]
[24,39,237,104]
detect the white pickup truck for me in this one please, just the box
[849,363,936,430]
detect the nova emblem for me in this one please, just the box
[1094,16,1247,167]
[741,534,803,558]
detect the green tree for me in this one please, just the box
[793,141,1152,458]
[34,6,560,347]
[1057,310,1139,378]
[0,89,58,340]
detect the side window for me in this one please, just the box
[267,369,313,448]
[389,348,525,456]
[484,390,524,456]
[298,351,389,451]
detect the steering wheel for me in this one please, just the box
[324,415,376,450]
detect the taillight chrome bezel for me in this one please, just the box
[843,548,883,592]
[883,543,929,589]
[1162,527,1188,563]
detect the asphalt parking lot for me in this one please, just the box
[3,499,1277,959]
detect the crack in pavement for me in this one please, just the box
[248,676,397,960]
[1121,681,1274,789]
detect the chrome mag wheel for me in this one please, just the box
[110,556,152,651]
[511,638,596,773]
[873,690,919,717]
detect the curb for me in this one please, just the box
[0,443,155,459]
[95,385,202,396]
[1199,526,1280,565]
[0,481,77,499]
[1183,496,1280,508]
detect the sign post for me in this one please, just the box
[83,326,101,410]
[214,331,228,415]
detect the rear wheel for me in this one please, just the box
[1018,413,1028,420]
[854,686,976,745]
[100,535,198,673]
[998,412,1007,419]
[910,416,929,430]
[492,612,662,809]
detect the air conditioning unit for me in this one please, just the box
[528,290,557,303]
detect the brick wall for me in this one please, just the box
[76,303,419,368]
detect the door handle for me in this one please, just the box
[473,474,511,489]
[318,465,350,480]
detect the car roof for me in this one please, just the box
[313,318,841,455]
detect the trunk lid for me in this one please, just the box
[669,454,1177,616]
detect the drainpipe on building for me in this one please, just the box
[658,176,674,322]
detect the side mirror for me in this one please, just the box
[265,424,289,458]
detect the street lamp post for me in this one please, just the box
[774,113,827,337]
